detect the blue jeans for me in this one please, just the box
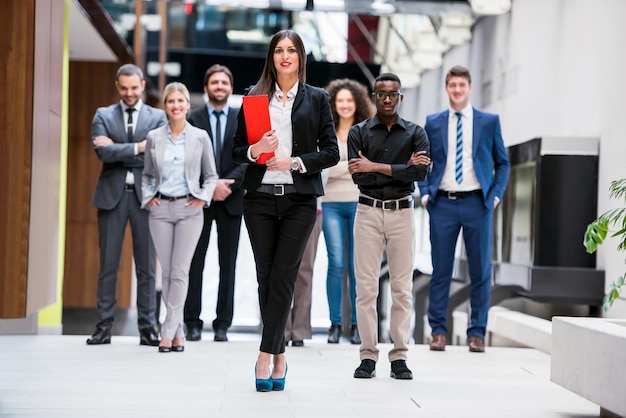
[322,202,358,325]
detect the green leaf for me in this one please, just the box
[586,178,626,312]
[602,276,625,313]
[583,219,608,253]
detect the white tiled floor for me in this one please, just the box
[0,333,600,418]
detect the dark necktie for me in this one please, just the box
[126,108,135,142]
[455,111,463,184]
[213,110,223,173]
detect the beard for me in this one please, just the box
[208,93,229,107]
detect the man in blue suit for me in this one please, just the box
[419,66,510,353]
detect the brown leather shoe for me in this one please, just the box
[429,334,446,351]
[468,336,485,352]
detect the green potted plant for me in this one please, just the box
[583,178,626,312]
[552,179,626,416]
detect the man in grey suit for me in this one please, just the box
[86,64,167,346]
[184,64,245,342]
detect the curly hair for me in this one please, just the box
[324,78,374,128]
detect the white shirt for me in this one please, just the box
[120,100,143,184]
[261,82,298,185]
[439,104,480,192]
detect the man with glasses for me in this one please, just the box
[347,73,430,380]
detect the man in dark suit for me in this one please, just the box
[418,65,510,353]
[184,65,245,342]
[87,63,167,346]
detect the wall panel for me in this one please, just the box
[63,61,132,309]
[0,0,35,318]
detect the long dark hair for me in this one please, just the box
[248,30,307,98]
[325,78,374,128]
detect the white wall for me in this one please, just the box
[415,0,626,315]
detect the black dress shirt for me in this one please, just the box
[348,115,430,201]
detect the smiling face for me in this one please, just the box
[273,37,299,80]
[116,74,145,107]
[445,75,472,111]
[372,80,402,119]
[335,88,356,121]
[164,90,190,121]
[205,71,232,107]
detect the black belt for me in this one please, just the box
[358,196,413,210]
[124,184,135,192]
[437,189,482,199]
[156,192,192,201]
[256,184,297,196]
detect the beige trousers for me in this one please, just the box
[354,200,415,362]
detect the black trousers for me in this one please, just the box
[243,191,316,354]
[184,202,242,331]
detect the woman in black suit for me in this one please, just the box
[232,29,339,392]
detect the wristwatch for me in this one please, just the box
[290,157,300,172]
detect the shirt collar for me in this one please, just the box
[121,99,143,113]
[206,103,230,116]
[273,81,299,101]
[167,122,188,141]
[370,113,407,130]
[449,103,472,119]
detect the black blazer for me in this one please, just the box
[232,83,339,196]
[188,105,245,216]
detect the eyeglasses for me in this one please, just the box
[374,91,401,100]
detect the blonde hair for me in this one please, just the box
[162,82,190,105]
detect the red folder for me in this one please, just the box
[242,95,274,164]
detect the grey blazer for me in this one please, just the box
[141,123,218,208]
[91,102,167,210]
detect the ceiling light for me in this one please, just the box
[371,0,395,15]
[469,0,511,15]
[438,25,471,46]
[438,12,474,46]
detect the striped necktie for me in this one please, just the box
[455,111,463,184]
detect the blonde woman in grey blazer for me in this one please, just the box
[142,82,218,353]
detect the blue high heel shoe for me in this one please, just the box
[255,364,272,392]
[272,364,288,391]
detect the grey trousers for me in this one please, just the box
[149,199,204,340]
[96,191,157,331]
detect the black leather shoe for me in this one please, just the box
[327,324,341,344]
[171,345,185,352]
[214,328,228,342]
[390,360,413,380]
[186,327,202,341]
[86,327,111,345]
[291,340,304,347]
[158,345,171,353]
[354,359,376,378]
[350,325,361,345]
[139,327,160,346]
